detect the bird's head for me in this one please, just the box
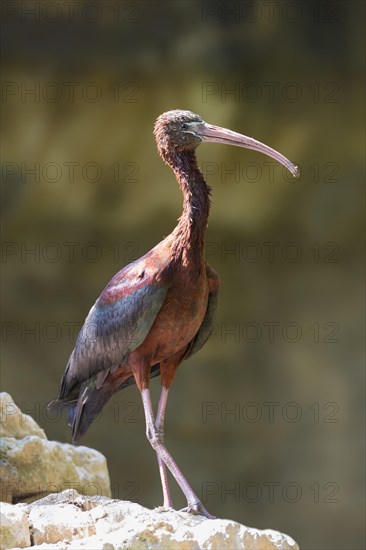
[154,110,205,160]
[154,109,299,178]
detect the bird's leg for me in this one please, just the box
[155,386,173,508]
[141,388,214,519]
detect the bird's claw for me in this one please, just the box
[179,502,216,519]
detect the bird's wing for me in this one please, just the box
[184,264,220,360]
[59,257,169,399]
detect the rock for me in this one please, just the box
[0,501,30,549]
[0,437,111,503]
[0,392,46,440]
[29,502,96,545]
[0,393,111,503]
[0,490,300,550]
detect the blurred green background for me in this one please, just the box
[1,1,364,549]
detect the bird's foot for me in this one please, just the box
[180,501,216,519]
[161,498,174,510]
[156,504,174,513]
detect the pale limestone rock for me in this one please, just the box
[0,501,30,549]
[0,392,46,440]
[0,459,18,502]
[0,436,111,503]
[29,503,96,545]
[16,490,299,550]
[0,393,111,503]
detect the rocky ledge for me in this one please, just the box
[1,489,299,550]
[0,392,111,504]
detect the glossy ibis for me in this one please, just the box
[50,110,298,517]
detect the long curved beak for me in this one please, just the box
[200,123,299,178]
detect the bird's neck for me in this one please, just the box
[169,150,211,264]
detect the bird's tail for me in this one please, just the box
[72,383,114,443]
[48,382,114,443]
[48,363,161,443]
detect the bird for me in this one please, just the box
[49,110,298,518]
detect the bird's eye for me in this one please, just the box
[181,123,188,130]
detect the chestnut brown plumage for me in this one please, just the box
[50,110,298,517]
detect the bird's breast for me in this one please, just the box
[149,270,209,362]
